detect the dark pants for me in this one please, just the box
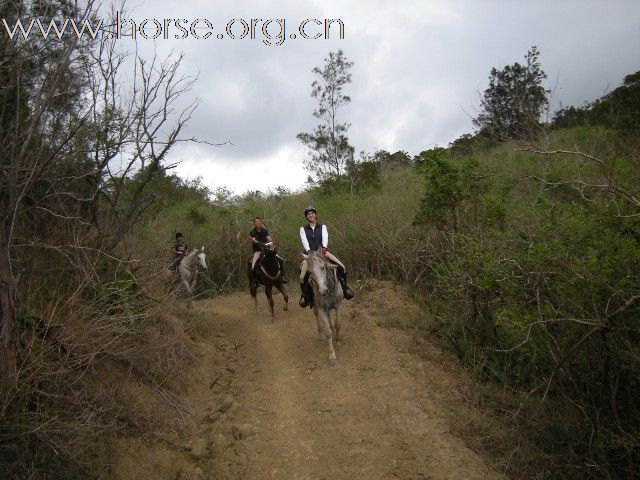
[169,257,182,270]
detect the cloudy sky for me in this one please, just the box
[120,0,640,194]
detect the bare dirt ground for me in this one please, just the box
[106,282,504,480]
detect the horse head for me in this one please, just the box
[196,245,207,269]
[261,242,277,255]
[302,249,333,296]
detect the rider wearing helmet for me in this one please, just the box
[298,205,354,308]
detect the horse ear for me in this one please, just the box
[300,252,308,260]
[201,245,205,251]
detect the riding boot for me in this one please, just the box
[298,274,314,308]
[298,283,308,308]
[338,267,354,300]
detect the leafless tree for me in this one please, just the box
[1,1,201,391]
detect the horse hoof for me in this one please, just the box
[328,357,337,366]
[283,305,289,311]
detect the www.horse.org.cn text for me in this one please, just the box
[1,12,346,46]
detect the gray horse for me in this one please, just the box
[176,246,207,308]
[302,249,343,365]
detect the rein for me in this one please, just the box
[259,251,281,281]
[260,264,281,280]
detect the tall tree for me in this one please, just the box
[474,46,549,142]
[297,50,354,182]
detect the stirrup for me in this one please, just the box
[299,296,308,308]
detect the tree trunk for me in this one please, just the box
[0,224,17,388]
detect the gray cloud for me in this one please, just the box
[119,0,640,192]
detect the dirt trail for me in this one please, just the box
[108,284,504,480]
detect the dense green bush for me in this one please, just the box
[417,127,640,478]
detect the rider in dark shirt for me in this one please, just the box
[169,232,188,270]
[249,217,288,288]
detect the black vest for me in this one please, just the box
[304,224,323,252]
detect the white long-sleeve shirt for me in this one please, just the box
[299,224,328,252]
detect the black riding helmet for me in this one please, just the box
[304,205,317,217]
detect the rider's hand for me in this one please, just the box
[321,247,328,255]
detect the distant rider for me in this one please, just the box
[298,206,354,308]
[169,232,187,270]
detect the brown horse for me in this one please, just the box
[248,242,289,321]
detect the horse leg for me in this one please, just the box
[318,308,337,365]
[334,302,343,348]
[328,307,338,352]
[276,283,289,311]
[251,287,259,315]
[182,278,193,308]
[266,285,275,322]
[190,277,197,304]
[313,305,323,340]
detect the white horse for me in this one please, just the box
[176,246,207,308]
[302,249,343,365]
